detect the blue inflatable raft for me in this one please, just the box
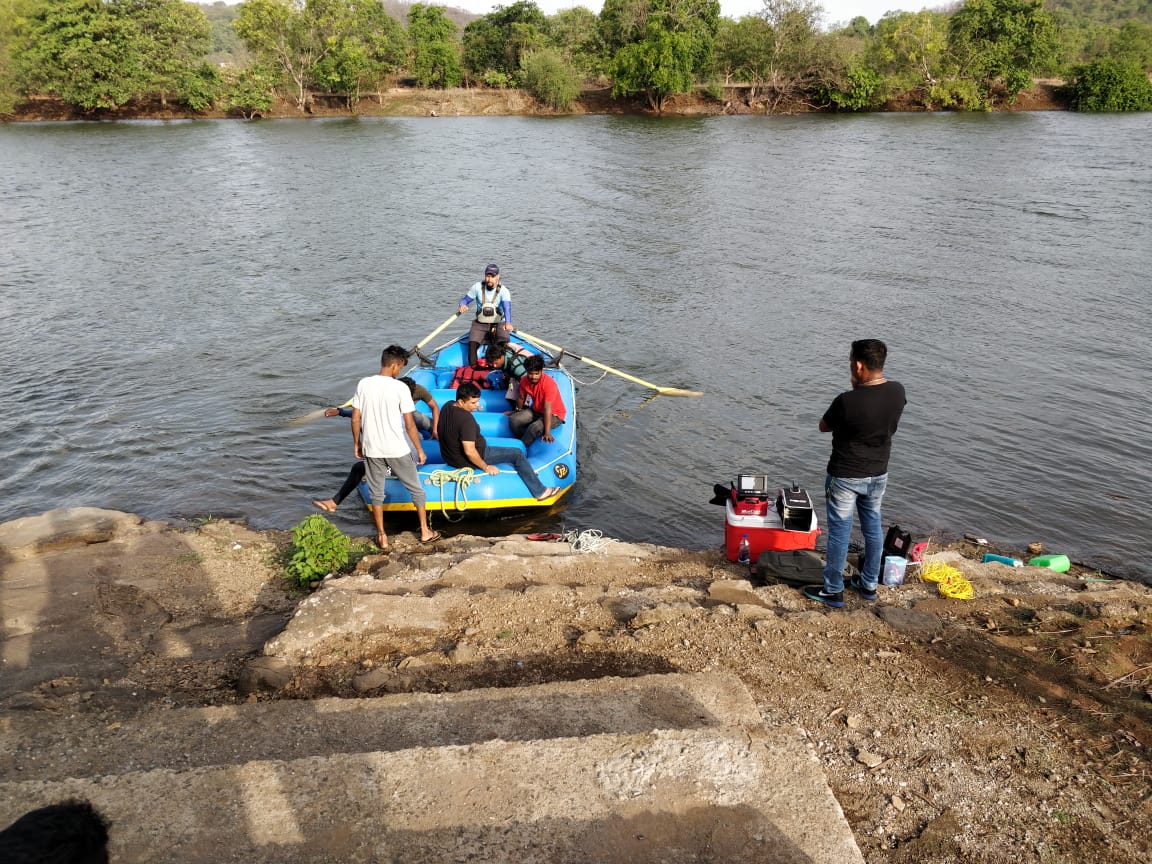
[358,331,576,514]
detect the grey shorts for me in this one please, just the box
[364,455,426,507]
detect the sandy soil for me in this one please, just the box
[1,513,1148,863]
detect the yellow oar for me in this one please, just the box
[293,313,463,425]
[517,331,703,397]
[411,310,463,356]
[288,399,353,427]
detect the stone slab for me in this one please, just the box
[0,725,863,864]
[0,508,141,558]
[1,672,761,782]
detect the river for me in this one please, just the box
[1,113,1149,582]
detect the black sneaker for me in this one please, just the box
[802,585,844,608]
[849,575,878,601]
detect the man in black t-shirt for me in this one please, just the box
[436,382,558,501]
[803,339,907,609]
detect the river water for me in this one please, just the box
[1,113,1149,582]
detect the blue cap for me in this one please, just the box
[484,263,499,276]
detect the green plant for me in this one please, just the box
[286,514,350,586]
[483,69,513,88]
[520,47,579,110]
[701,79,724,101]
[1070,58,1152,111]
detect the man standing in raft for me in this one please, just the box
[458,263,513,367]
[804,339,906,609]
[351,345,441,549]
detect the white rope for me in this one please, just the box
[563,528,607,554]
[427,467,481,522]
[562,367,609,387]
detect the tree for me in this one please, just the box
[1070,57,1152,110]
[611,16,695,111]
[872,10,949,93]
[119,0,213,107]
[547,6,601,79]
[947,0,1060,107]
[521,46,580,109]
[462,2,547,80]
[235,0,352,110]
[757,0,827,110]
[0,0,39,113]
[14,0,145,108]
[713,15,773,89]
[1108,20,1152,69]
[223,61,278,116]
[603,0,720,110]
[407,3,462,88]
[313,0,406,109]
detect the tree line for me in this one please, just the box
[2,0,1151,117]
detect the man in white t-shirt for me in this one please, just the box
[351,345,441,549]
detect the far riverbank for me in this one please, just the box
[3,81,1069,122]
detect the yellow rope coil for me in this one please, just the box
[919,560,975,600]
[426,468,481,522]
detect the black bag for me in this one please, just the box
[753,550,856,587]
[884,525,913,559]
[775,484,814,531]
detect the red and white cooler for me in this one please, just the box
[724,498,819,562]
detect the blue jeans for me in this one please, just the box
[484,445,546,498]
[823,473,888,594]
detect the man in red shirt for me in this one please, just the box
[508,355,566,446]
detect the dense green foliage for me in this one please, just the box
[286,514,350,586]
[1070,56,1152,109]
[521,46,580,109]
[2,0,1150,115]
[408,3,463,87]
[462,1,546,81]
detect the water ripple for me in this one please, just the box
[1,114,1150,582]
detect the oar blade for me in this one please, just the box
[288,408,329,427]
[656,387,704,398]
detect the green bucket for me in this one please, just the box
[1028,553,1070,573]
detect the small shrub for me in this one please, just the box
[223,64,277,118]
[483,70,513,89]
[521,48,580,111]
[178,63,222,112]
[286,514,350,586]
[702,80,725,101]
[1070,59,1152,112]
[822,66,882,112]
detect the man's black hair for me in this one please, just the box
[381,345,410,367]
[524,355,545,373]
[851,339,887,371]
[456,382,481,401]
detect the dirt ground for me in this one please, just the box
[1,514,1149,863]
[3,81,1069,122]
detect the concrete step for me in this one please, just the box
[2,672,759,782]
[0,725,862,863]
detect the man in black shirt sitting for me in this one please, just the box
[804,339,907,608]
[437,382,558,502]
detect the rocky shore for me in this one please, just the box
[1,508,1148,863]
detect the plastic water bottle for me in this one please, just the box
[737,533,751,565]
